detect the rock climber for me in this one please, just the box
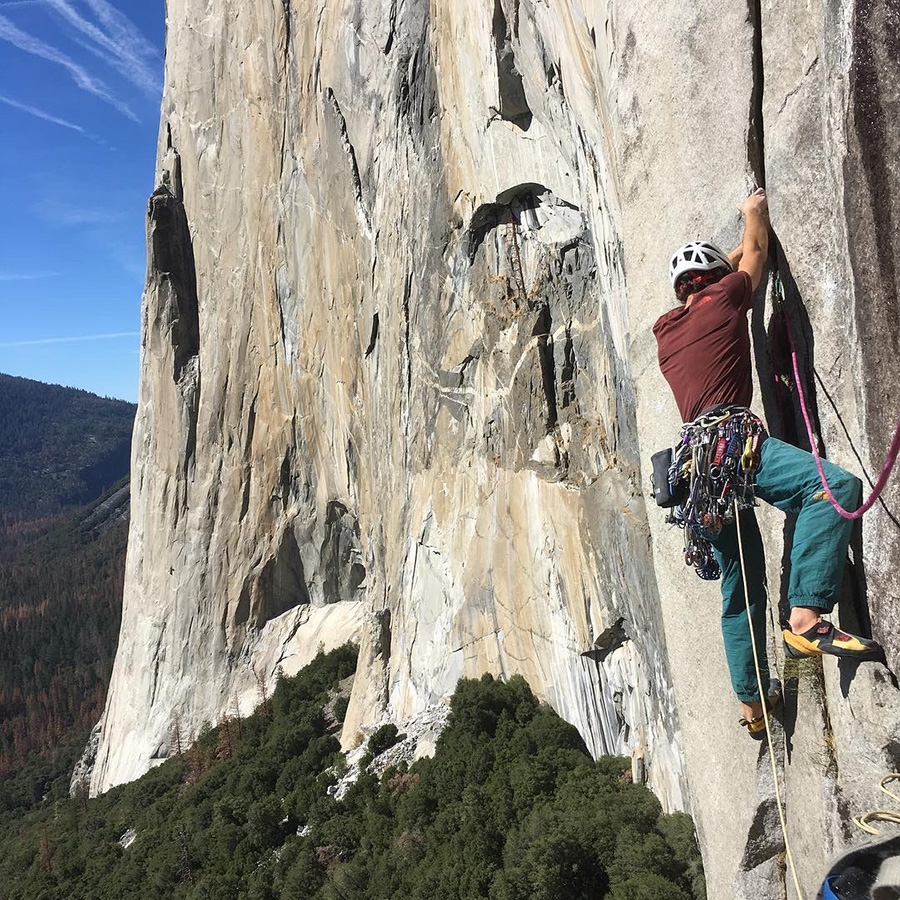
[653,187,883,736]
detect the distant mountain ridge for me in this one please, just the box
[0,373,136,520]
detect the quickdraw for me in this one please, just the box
[666,405,767,580]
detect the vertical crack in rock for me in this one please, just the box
[365,311,379,358]
[162,123,183,201]
[275,265,291,354]
[560,324,577,411]
[491,0,532,130]
[383,0,397,55]
[508,209,527,304]
[326,87,372,235]
[401,273,412,401]
[741,7,899,891]
[278,447,295,508]
[378,609,392,666]
[244,395,258,456]
[400,269,415,477]
[746,0,766,187]
[281,0,290,48]
[148,624,168,707]
[746,2,821,454]
[534,305,559,432]
[239,396,257,522]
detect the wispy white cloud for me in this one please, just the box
[84,0,161,82]
[43,0,161,98]
[0,270,61,281]
[0,91,84,132]
[32,193,128,226]
[0,331,139,347]
[0,12,137,120]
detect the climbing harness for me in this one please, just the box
[661,405,766,580]
[773,269,900,521]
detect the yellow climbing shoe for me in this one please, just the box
[783,620,883,662]
[738,680,782,740]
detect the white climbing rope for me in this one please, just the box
[853,773,900,835]
[734,498,805,899]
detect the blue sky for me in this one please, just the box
[0,0,164,402]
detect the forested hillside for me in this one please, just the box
[0,646,705,900]
[0,374,133,811]
[0,486,128,810]
[0,373,135,520]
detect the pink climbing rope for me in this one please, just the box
[790,345,900,520]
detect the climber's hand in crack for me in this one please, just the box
[728,189,769,270]
[736,187,770,291]
[738,186,768,218]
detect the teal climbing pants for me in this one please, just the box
[709,436,862,702]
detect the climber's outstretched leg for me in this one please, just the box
[754,437,883,661]
[710,508,779,731]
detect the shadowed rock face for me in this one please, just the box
[91,1,900,896]
[845,0,900,667]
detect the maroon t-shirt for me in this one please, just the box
[653,271,754,422]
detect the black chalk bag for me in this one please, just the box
[650,447,685,508]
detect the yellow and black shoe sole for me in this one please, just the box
[782,628,883,662]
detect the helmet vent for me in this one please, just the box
[668,240,733,287]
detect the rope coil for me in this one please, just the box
[853,774,900,835]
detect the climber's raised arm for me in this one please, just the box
[737,188,769,292]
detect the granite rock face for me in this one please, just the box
[91,1,900,896]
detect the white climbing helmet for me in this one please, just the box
[669,241,733,287]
